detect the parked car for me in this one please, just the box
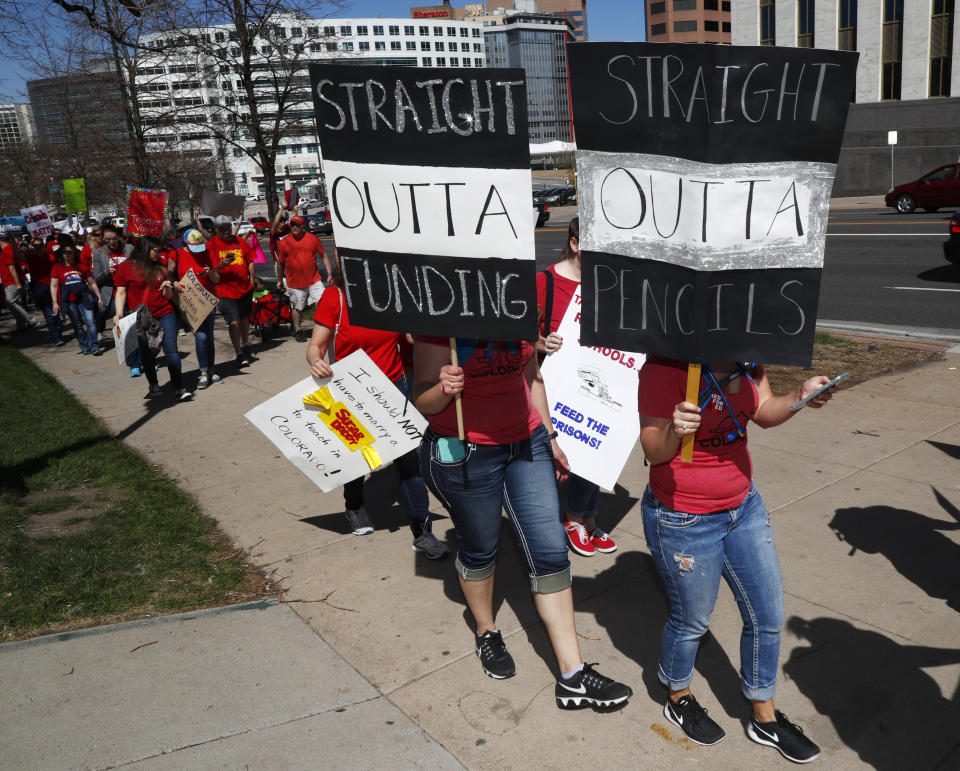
[304,210,332,235]
[249,216,271,234]
[885,162,960,213]
[533,200,550,228]
[944,211,960,263]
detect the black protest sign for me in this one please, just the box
[310,64,537,340]
[568,42,858,367]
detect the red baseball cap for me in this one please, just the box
[289,215,305,226]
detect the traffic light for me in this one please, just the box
[242,172,248,183]
[284,165,289,175]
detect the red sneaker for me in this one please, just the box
[591,528,618,553]
[564,520,595,556]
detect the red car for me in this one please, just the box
[885,162,960,213]
[249,216,271,233]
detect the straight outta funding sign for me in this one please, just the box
[568,43,858,367]
[310,64,537,340]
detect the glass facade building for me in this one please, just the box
[484,13,573,142]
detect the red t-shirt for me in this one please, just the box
[206,235,253,299]
[276,233,323,289]
[113,258,148,311]
[418,337,542,445]
[177,247,216,293]
[142,275,173,319]
[535,264,579,336]
[105,247,128,275]
[637,356,759,514]
[313,287,404,382]
[24,248,55,284]
[51,263,91,302]
[1,244,24,287]
[79,243,93,272]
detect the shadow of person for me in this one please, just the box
[927,439,960,461]
[785,616,960,769]
[829,492,960,612]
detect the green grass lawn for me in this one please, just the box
[0,343,268,642]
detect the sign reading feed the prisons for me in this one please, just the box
[568,43,858,367]
[310,64,537,340]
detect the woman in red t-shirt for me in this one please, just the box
[174,229,223,390]
[637,358,835,760]
[535,217,617,558]
[304,258,445,559]
[131,236,191,402]
[412,334,632,710]
[50,243,103,355]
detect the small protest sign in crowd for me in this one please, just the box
[0,41,860,762]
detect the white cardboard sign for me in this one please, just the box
[177,268,218,332]
[20,205,54,238]
[244,350,428,492]
[113,312,138,365]
[540,285,644,490]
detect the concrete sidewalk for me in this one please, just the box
[3,313,960,769]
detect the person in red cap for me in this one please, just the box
[275,215,331,342]
[205,215,257,368]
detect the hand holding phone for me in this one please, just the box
[791,373,849,412]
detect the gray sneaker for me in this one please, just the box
[412,531,449,559]
[345,507,373,535]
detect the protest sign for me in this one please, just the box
[113,312,138,366]
[245,350,428,492]
[541,286,643,490]
[284,187,299,210]
[63,178,86,213]
[20,205,54,238]
[568,43,858,367]
[127,187,167,237]
[200,190,245,219]
[309,64,537,340]
[176,268,218,332]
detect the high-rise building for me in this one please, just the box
[484,11,575,143]
[137,18,487,198]
[412,1,589,41]
[27,70,131,150]
[732,0,960,195]
[647,0,731,43]
[0,104,35,149]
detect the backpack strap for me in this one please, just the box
[540,268,554,338]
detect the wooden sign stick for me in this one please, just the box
[680,362,701,463]
[449,337,465,441]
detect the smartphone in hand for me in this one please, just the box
[790,373,850,411]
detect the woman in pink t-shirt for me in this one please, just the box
[413,334,632,711]
[638,357,836,761]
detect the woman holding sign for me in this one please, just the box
[413,337,632,710]
[175,230,222,390]
[638,359,834,762]
[305,259,447,559]
[536,217,617,558]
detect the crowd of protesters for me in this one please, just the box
[0,210,839,761]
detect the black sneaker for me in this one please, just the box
[294,329,306,342]
[236,352,250,368]
[748,710,821,763]
[411,531,448,559]
[555,663,632,710]
[475,630,516,680]
[242,345,258,361]
[664,694,726,746]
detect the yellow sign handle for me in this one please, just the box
[449,337,465,441]
[680,363,701,463]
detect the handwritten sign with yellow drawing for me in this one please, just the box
[244,350,427,492]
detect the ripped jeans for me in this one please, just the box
[641,484,784,701]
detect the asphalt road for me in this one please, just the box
[257,205,960,337]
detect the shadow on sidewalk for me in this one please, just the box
[829,489,960,612]
[785,616,960,769]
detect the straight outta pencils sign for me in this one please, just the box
[568,43,858,367]
[310,64,537,340]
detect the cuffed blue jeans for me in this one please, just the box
[63,294,99,353]
[641,484,784,701]
[420,424,571,594]
[141,311,182,390]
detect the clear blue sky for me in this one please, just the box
[0,0,645,100]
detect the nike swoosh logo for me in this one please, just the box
[754,725,779,743]
[559,682,587,694]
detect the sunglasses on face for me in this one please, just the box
[92,232,103,237]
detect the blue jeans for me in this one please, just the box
[420,423,571,594]
[31,284,62,343]
[343,377,429,536]
[567,474,599,519]
[641,484,784,701]
[63,294,99,353]
[193,312,216,372]
[141,311,182,389]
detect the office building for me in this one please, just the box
[0,104,35,150]
[412,0,589,41]
[647,0,731,43]
[732,0,960,195]
[484,11,575,142]
[27,70,131,150]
